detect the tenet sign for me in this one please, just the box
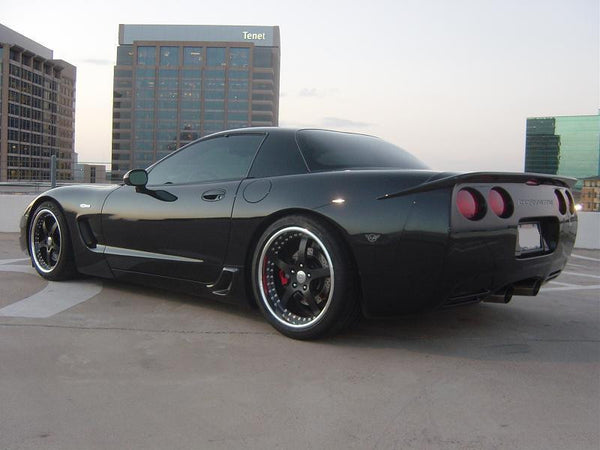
[120,25,278,47]
[242,31,266,40]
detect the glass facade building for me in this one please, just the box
[0,23,76,182]
[525,114,600,189]
[111,24,280,181]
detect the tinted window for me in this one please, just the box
[296,130,429,172]
[148,134,264,185]
[137,46,156,65]
[249,133,308,178]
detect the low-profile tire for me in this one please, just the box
[28,201,76,281]
[251,215,360,339]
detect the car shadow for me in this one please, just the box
[97,278,598,364]
[327,302,599,363]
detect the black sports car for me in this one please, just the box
[20,128,578,339]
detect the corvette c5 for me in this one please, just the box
[20,128,578,339]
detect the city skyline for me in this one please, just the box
[1,0,598,173]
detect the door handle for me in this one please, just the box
[202,189,226,201]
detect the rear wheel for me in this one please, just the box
[29,201,76,280]
[252,215,359,339]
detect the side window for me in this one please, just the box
[248,133,308,178]
[147,134,264,185]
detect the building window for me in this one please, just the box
[137,46,156,65]
[229,48,249,67]
[117,46,134,65]
[253,48,273,68]
[160,47,179,66]
[184,47,203,66]
[207,48,226,67]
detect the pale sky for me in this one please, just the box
[2,0,598,172]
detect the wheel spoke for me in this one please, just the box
[279,285,295,308]
[42,220,49,235]
[274,258,292,274]
[302,291,322,316]
[47,248,56,264]
[297,236,308,264]
[309,267,330,280]
[49,222,58,236]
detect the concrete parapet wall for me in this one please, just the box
[574,212,600,249]
[0,195,36,233]
[0,194,598,249]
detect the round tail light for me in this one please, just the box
[457,188,486,220]
[565,190,575,214]
[488,187,513,218]
[554,190,566,215]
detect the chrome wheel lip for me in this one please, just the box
[258,226,335,330]
[29,208,62,274]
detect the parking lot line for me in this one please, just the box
[562,271,600,279]
[0,257,29,265]
[0,278,103,318]
[542,284,600,293]
[571,254,600,262]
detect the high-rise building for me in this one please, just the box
[525,114,600,189]
[0,23,76,182]
[111,24,280,181]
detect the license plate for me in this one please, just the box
[518,223,542,251]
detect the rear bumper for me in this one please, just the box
[441,217,577,305]
[360,216,577,317]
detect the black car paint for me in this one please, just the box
[20,127,578,317]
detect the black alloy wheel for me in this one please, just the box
[29,201,75,280]
[252,215,359,339]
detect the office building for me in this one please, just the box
[0,23,76,182]
[581,176,600,212]
[111,24,280,181]
[74,163,107,184]
[525,114,600,189]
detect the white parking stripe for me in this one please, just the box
[542,284,600,292]
[0,258,29,265]
[562,271,600,279]
[0,264,35,274]
[0,279,103,318]
[548,281,578,287]
[0,261,103,318]
[571,254,600,262]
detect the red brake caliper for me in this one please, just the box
[279,270,289,286]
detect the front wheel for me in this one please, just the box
[252,215,360,339]
[29,201,76,281]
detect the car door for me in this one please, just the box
[101,133,265,284]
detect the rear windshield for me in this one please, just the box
[296,129,429,172]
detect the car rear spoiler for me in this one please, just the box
[378,172,577,200]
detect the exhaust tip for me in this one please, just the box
[513,279,542,297]
[483,286,513,304]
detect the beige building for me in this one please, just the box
[0,23,76,182]
[581,177,600,212]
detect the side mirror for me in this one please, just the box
[123,169,148,187]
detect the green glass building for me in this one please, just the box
[111,24,280,181]
[525,114,600,189]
